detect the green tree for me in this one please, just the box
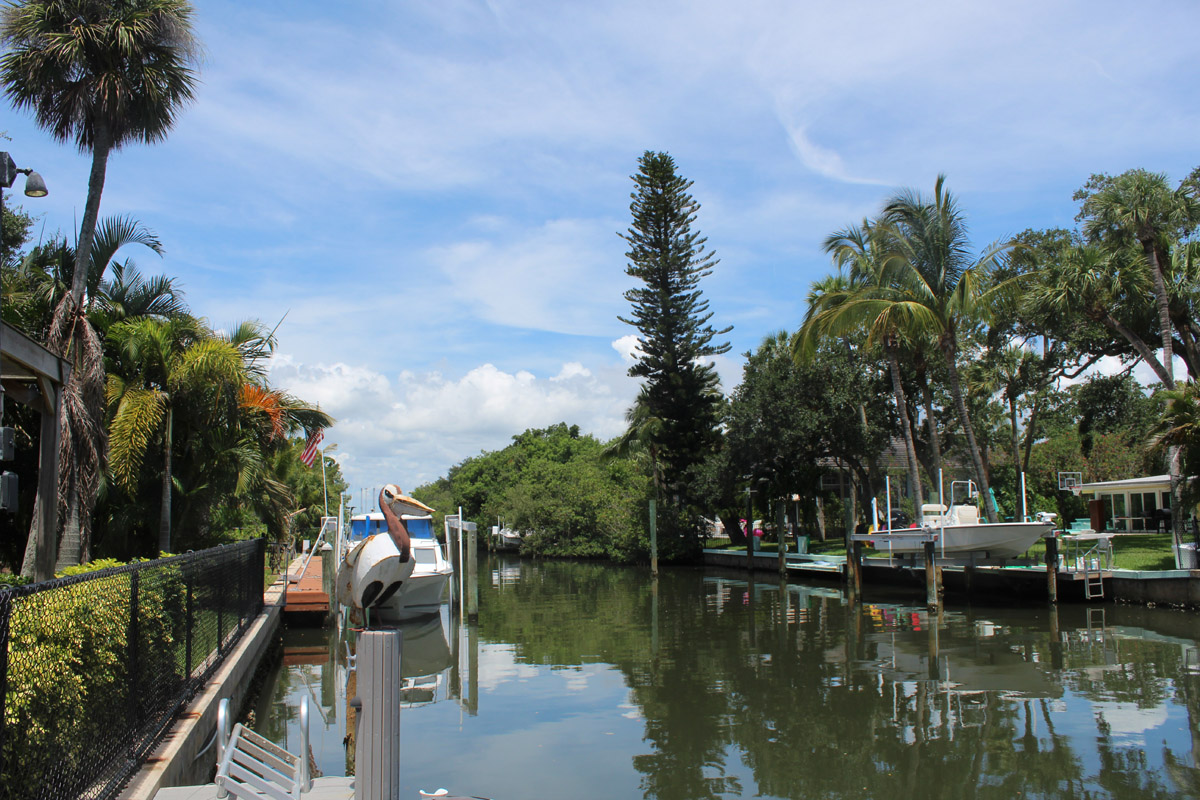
[618,150,731,515]
[105,316,247,554]
[882,175,1014,522]
[1,0,199,567]
[799,219,925,504]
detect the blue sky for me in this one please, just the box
[3,0,1198,499]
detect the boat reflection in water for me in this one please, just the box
[342,604,470,761]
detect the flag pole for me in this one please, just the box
[322,450,329,517]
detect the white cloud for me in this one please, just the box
[611,335,642,364]
[268,353,636,489]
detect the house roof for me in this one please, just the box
[1077,475,1172,493]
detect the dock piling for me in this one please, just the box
[354,629,402,800]
[1045,535,1059,604]
[924,541,940,611]
[467,524,479,622]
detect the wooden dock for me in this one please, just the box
[284,554,330,615]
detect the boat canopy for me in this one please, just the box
[349,513,435,540]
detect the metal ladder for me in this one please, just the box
[215,696,311,799]
[1084,559,1105,599]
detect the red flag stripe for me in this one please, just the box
[301,430,324,467]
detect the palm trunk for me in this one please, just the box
[918,369,943,480]
[1022,392,1041,474]
[71,128,113,306]
[942,341,998,523]
[1008,394,1021,470]
[1143,239,1186,547]
[159,407,174,554]
[886,345,923,506]
[1143,240,1174,386]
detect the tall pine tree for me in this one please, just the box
[619,151,731,508]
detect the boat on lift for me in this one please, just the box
[336,487,453,620]
[868,480,1055,560]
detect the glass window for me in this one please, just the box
[1143,492,1157,512]
[1111,494,1126,518]
[1131,493,1143,517]
[1162,492,1171,509]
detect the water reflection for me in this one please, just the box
[256,557,1200,799]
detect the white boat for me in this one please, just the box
[337,492,453,620]
[491,526,524,551]
[871,503,1053,559]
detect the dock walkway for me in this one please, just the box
[154,777,353,799]
[285,553,330,614]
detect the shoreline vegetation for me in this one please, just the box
[415,161,1200,566]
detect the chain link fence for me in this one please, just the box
[0,538,265,800]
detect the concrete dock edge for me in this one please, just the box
[119,579,286,800]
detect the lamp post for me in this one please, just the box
[0,151,47,529]
[1,151,48,405]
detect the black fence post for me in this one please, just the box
[0,592,12,784]
[128,571,141,738]
[217,567,225,655]
[184,570,194,680]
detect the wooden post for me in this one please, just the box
[321,542,335,622]
[354,629,402,800]
[777,500,787,576]
[1045,535,1059,604]
[34,384,62,582]
[467,524,479,622]
[924,541,938,611]
[649,498,658,577]
[746,489,754,573]
[850,541,864,599]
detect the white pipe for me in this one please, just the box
[885,474,892,532]
[1020,471,1028,521]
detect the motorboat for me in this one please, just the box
[336,491,453,620]
[491,525,524,551]
[871,502,1053,559]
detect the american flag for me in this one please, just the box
[300,429,324,467]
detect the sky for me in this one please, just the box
[3,0,1198,502]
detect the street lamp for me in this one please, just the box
[0,152,47,515]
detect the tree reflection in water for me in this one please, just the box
[256,558,1200,799]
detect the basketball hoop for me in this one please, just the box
[1058,471,1082,493]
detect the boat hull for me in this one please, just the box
[872,522,1052,559]
[372,569,452,621]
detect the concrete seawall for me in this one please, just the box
[119,580,285,799]
[703,549,1200,608]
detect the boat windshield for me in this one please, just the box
[405,516,435,539]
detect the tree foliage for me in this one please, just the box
[618,151,731,510]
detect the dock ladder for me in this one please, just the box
[1084,565,1105,599]
[214,696,312,799]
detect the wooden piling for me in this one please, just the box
[924,541,939,611]
[649,498,658,577]
[467,524,479,622]
[776,501,787,576]
[850,541,863,600]
[1045,535,1059,604]
[354,629,402,800]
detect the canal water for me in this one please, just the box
[257,556,1200,799]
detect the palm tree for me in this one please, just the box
[1,0,199,314]
[1078,170,1200,388]
[106,316,247,554]
[798,218,925,507]
[882,176,1015,522]
[2,0,199,565]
